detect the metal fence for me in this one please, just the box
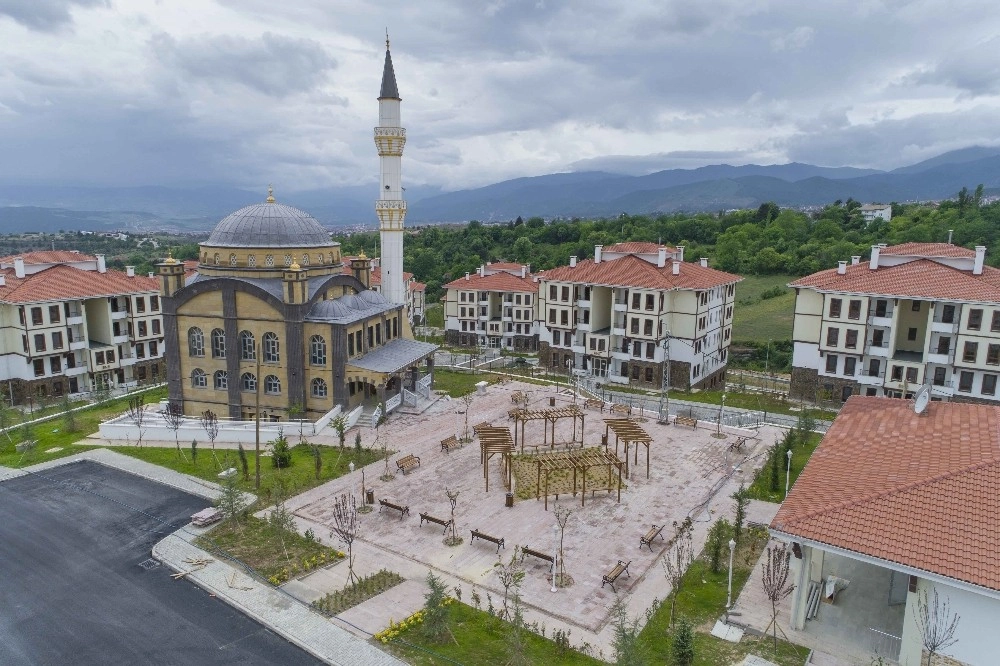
[868,627,902,662]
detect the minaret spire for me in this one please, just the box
[375,35,406,306]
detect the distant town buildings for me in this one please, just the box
[789,242,1000,404]
[859,203,892,224]
[0,251,164,404]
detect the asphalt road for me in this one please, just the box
[0,460,321,666]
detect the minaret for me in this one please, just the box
[374,34,406,305]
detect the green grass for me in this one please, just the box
[732,274,797,343]
[385,600,603,665]
[674,389,837,421]
[746,431,823,502]
[424,303,444,328]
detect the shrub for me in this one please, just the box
[672,617,695,665]
[270,431,292,469]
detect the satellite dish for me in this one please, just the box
[913,385,931,415]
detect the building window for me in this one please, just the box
[214,370,228,390]
[562,286,570,301]
[241,372,257,393]
[907,327,917,341]
[301,254,309,266]
[191,368,207,388]
[310,335,327,366]
[844,357,856,376]
[632,293,641,309]
[240,331,256,360]
[905,367,918,383]
[988,344,1000,366]
[631,365,640,380]
[214,253,220,265]
[211,329,226,358]
[630,318,639,334]
[645,367,654,382]
[992,312,1000,333]
[848,300,861,320]
[959,371,974,393]
[149,341,158,356]
[248,254,257,267]
[911,301,921,312]
[34,333,46,352]
[548,309,556,324]
[138,321,147,337]
[33,359,44,376]
[643,319,653,336]
[50,356,61,373]
[31,307,43,325]
[872,330,884,347]
[968,308,983,330]
[984,374,998,396]
[263,332,280,363]
[151,296,159,311]
[265,254,274,267]
[136,343,145,359]
[875,300,887,317]
[963,341,978,363]
[560,311,568,326]
[264,375,281,394]
[188,327,205,357]
[284,254,292,266]
[826,327,839,347]
[828,298,842,318]
[941,304,954,323]
[49,305,61,323]
[938,336,951,354]
[825,354,838,373]
[933,367,946,386]
[645,294,654,311]
[135,297,145,313]
[311,378,328,398]
[549,285,557,300]
[52,331,63,349]
[646,342,655,359]
[891,365,903,381]
[845,330,857,349]
[230,253,238,266]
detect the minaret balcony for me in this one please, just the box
[374,127,406,156]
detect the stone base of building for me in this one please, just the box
[693,365,727,391]
[790,366,861,403]
[946,393,1000,406]
[444,330,538,351]
[5,377,84,406]
[789,367,819,402]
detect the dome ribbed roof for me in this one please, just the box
[206,202,331,248]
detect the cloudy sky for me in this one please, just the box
[1,0,999,192]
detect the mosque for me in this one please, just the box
[158,40,436,421]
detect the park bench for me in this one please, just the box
[584,398,604,412]
[511,391,526,404]
[601,559,631,592]
[521,546,554,571]
[610,403,632,416]
[396,454,421,475]
[470,528,505,553]
[419,512,453,534]
[674,415,698,429]
[729,436,748,453]
[441,435,462,454]
[639,524,665,551]
[378,499,410,520]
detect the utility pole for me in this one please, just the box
[658,331,672,424]
[255,341,261,490]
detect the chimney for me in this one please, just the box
[126,266,135,278]
[657,247,667,268]
[672,261,680,276]
[465,272,470,281]
[479,265,485,277]
[13,257,25,278]
[521,266,527,278]
[570,256,577,268]
[948,229,954,245]
[0,274,5,286]
[837,261,847,275]
[677,245,685,261]
[699,257,708,268]
[148,272,154,278]
[974,246,987,275]
[594,245,603,264]
[96,254,106,273]
[869,245,880,270]
[851,256,861,265]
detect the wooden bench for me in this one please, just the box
[674,415,698,429]
[441,435,461,454]
[396,454,421,474]
[419,512,453,534]
[511,391,526,404]
[729,436,748,453]
[521,546,554,571]
[602,559,631,592]
[378,499,410,520]
[584,398,604,412]
[639,524,665,551]
[470,529,505,553]
[610,403,632,416]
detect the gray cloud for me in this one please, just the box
[913,36,1000,97]
[569,151,758,175]
[149,31,337,97]
[0,0,107,32]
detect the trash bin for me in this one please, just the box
[549,396,556,407]
[366,489,375,505]
[505,492,514,508]
[601,434,608,447]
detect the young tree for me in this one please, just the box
[421,571,451,645]
[493,546,525,622]
[672,617,695,666]
[199,409,221,469]
[554,505,573,585]
[732,483,750,543]
[61,392,77,433]
[914,588,961,666]
[268,479,297,566]
[190,439,198,464]
[662,518,694,627]
[162,402,189,461]
[761,543,796,651]
[216,473,249,530]
[269,429,292,469]
[769,441,782,493]
[504,589,531,666]
[445,487,461,545]
[237,442,250,481]
[610,597,646,666]
[331,414,348,448]
[330,493,361,587]
[125,395,147,448]
[312,444,322,481]
[460,393,474,442]
[377,432,393,481]
[288,402,306,444]
[705,518,732,574]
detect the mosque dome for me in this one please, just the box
[205,194,332,248]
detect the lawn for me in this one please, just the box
[746,430,823,502]
[673,389,838,422]
[732,274,797,344]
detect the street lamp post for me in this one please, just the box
[726,538,736,609]
[551,524,559,593]
[716,393,727,437]
[349,461,355,474]
[785,448,793,499]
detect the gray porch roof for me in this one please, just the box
[348,338,438,375]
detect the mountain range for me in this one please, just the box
[1,146,999,233]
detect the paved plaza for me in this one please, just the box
[285,380,784,648]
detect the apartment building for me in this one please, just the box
[537,243,741,390]
[859,203,892,224]
[443,263,539,350]
[789,242,1000,403]
[0,251,164,404]
[343,255,427,324]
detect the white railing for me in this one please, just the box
[402,388,418,406]
[344,404,365,429]
[417,373,433,398]
[370,404,383,428]
[386,392,402,413]
[868,627,901,662]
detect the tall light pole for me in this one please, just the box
[716,392,727,437]
[765,338,771,375]
[254,341,261,490]
[658,332,671,424]
[726,538,736,608]
[785,448,793,499]
[551,524,559,593]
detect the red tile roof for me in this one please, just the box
[341,259,412,286]
[541,255,740,290]
[771,396,1000,592]
[879,242,976,258]
[790,259,1000,302]
[603,242,674,254]
[485,262,527,271]
[408,281,426,292]
[0,250,97,265]
[443,271,539,292]
[0,264,159,303]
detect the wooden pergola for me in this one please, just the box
[478,426,515,492]
[534,449,625,510]
[510,405,585,452]
[604,418,654,479]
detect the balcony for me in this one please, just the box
[868,315,892,328]
[931,319,959,334]
[613,302,627,312]
[611,326,626,337]
[576,321,592,332]
[67,312,84,325]
[111,310,129,320]
[927,352,951,365]
[577,299,591,308]
[69,337,87,350]
[571,344,586,354]
[112,334,129,344]
[65,365,88,377]
[931,381,956,397]
[120,355,137,366]
[856,371,884,386]
[867,345,889,358]
[611,347,631,361]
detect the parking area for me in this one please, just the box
[0,460,320,666]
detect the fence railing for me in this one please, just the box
[868,627,901,662]
[402,388,418,407]
[385,392,402,413]
[370,404,383,428]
